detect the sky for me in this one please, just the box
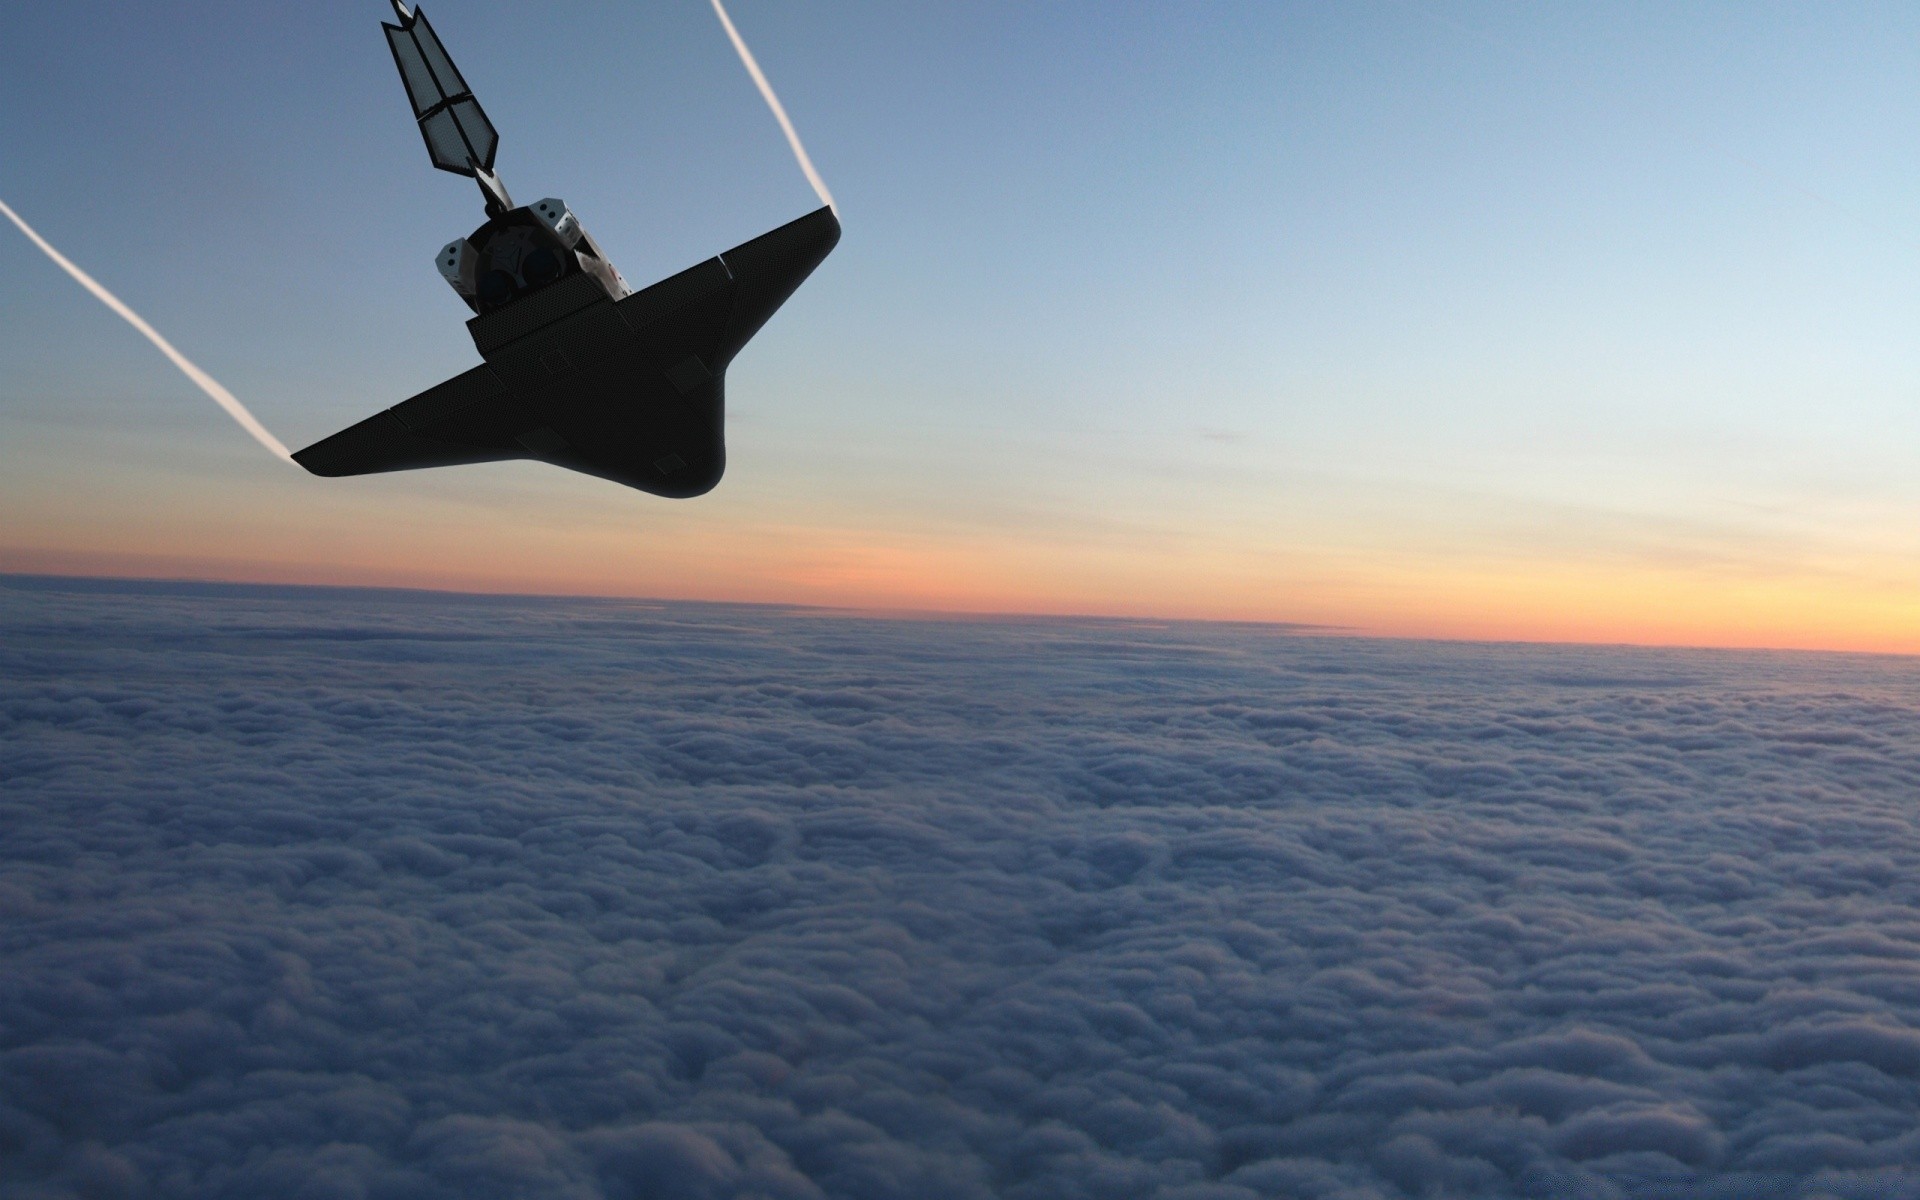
[2,1,1919,652]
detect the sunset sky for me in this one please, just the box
[3,0,1918,652]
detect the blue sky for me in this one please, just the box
[3,2,1918,647]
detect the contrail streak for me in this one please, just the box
[709,0,837,214]
[0,196,293,462]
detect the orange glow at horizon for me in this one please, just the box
[6,503,1918,657]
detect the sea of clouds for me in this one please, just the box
[4,575,1920,1199]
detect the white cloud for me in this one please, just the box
[4,576,1920,1197]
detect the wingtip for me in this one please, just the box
[288,445,339,478]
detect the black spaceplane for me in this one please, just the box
[294,1,839,498]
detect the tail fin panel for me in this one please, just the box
[383,5,498,177]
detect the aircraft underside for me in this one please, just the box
[294,208,838,498]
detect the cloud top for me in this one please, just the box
[4,575,1920,1198]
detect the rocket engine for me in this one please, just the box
[436,198,630,314]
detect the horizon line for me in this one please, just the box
[3,568,1911,662]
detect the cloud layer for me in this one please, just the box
[4,575,1920,1198]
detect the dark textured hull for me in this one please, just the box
[295,206,839,498]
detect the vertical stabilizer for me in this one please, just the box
[383,4,500,181]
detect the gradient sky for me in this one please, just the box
[2,1,1918,651]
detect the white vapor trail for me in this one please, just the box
[0,196,293,462]
[709,0,837,214]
